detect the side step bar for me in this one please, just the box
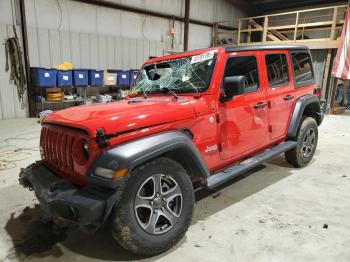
[206,141,297,189]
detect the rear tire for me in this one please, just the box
[110,157,194,256]
[285,117,318,167]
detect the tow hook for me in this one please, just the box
[19,167,33,190]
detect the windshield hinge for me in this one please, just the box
[96,128,109,147]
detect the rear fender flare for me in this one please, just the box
[287,94,321,138]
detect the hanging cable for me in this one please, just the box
[5,1,27,109]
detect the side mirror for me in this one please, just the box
[222,76,245,101]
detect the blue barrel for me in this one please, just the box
[57,70,73,87]
[117,70,130,86]
[73,69,89,86]
[129,69,139,86]
[89,70,104,86]
[31,67,57,87]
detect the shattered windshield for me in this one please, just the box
[130,51,217,95]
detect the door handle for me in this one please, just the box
[283,95,294,101]
[253,102,268,109]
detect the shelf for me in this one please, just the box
[42,99,85,104]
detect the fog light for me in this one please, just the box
[95,167,128,180]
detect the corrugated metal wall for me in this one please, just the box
[0,0,28,119]
[0,0,248,119]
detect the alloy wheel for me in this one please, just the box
[134,174,183,235]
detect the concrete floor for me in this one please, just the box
[0,115,350,262]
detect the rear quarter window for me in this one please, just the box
[291,51,315,87]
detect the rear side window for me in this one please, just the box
[224,56,259,93]
[265,54,289,88]
[291,52,314,86]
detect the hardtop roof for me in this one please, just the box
[225,45,309,52]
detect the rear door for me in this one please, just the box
[263,50,296,141]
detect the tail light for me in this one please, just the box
[314,86,321,99]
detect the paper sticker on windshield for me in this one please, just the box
[191,52,214,64]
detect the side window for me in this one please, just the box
[291,52,314,85]
[265,54,289,88]
[224,56,259,93]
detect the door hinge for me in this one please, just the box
[269,125,272,132]
[216,114,220,123]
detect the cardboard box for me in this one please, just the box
[104,71,117,86]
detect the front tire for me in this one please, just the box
[110,157,194,256]
[285,117,318,167]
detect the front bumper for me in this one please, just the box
[19,162,122,232]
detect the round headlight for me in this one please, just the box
[82,139,89,159]
[39,145,45,159]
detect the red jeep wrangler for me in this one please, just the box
[20,45,324,255]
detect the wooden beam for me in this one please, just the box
[330,7,338,40]
[237,19,241,45]
[240,28,263,33]
[19,0,36,117]
[213,23,219,47]
[262,16,268,43]
[293,12,299,41]
[321,49,333,99]
[247,21,251,43]
[184,0,190,51]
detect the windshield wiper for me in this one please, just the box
[161,87,179,100]
[140,86,148,99]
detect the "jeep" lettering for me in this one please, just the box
[205,145,218,153]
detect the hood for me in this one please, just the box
[44,97,198,137]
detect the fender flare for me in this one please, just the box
[86,131,210,189]
[287,94,321,138]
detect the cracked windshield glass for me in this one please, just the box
[129,51,217,96]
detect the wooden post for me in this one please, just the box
[330,77,346,114]
[330,77,338,108]
[321,49,332,99]
[293,12,299,41]
[237,19,241,45]
[213,23,219,47]
[330,7,338,40]
[183,0,190,51]
[19,0,36,116]
[247,21,251,43]
[262,16,268,43]
[341,79,348,107]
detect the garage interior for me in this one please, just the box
[0,0,350,261]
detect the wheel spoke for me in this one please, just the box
[144,211,160,234]
[161,207,179,225]
[135,194,152,209]
[163,182,182,201]
[152,175,162,195]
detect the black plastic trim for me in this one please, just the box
[206,141,297,189]
[19,162,121,233]
[86,131,211,189]
[287,94,322,138]
[225,45,308,53]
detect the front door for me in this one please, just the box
[262,50,296,141]
[218,52,269,161]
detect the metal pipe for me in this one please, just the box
[184,0,190,51]
[19,0,35,117]
[70,0,236,30]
